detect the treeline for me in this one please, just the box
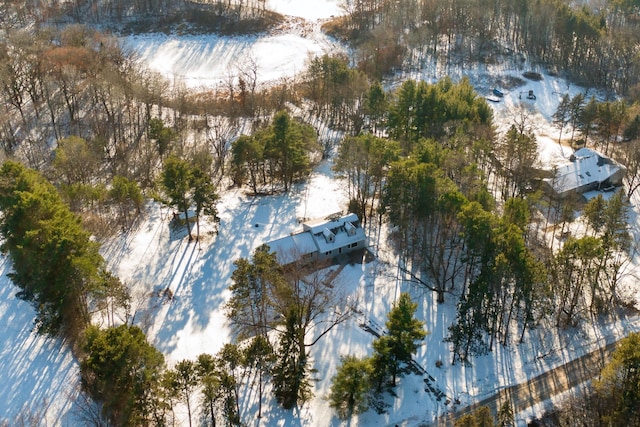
[70,0,274,22]
[0,0,280,33]
[329,0,640,94]
[0,25,163,176]
[0,161,130,339]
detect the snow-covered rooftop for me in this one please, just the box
[545,147,626,196]
[267,213,366,264]
[268,230,317,265]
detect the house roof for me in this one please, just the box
[545,147,626,195]
[267,213,366,264]
[268,232,317,265]
[302,212,360,234]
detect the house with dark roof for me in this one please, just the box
[266,213,367,265]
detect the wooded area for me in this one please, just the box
[0,0,640,425]
[329,0,640,95]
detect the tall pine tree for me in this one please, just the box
[372,292,426,387]
[272,306,313,409]
[329,355,373,419]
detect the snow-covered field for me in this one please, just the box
[1,1,640,426]
[123,0,346,89]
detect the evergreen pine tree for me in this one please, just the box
[328,355,373,419]
[217,344,243,426]
[80,325,165,427]
[497,400,515,427]
[272,306,313,409]
[171,360,199,427]
[196,353,221,427]
[161,156,194,240]
[243,335,274,419]
[372,292,426,387]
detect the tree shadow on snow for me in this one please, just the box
[150,189,305,356]
[0,256,79,425]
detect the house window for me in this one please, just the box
[325,251,331,256]
[352,242,358,247]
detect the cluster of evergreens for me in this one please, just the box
[0,161,128,339]
[79,324,275,426]
[301,54,370,130]
[328,293,426,419]
[80,325,165,426]
[0,161,157,425]
[160,153,220,241]
[327,76,634,367]
[0,160,225,426]
[231,110,321,194]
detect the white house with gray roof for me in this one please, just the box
[266,213,367,265]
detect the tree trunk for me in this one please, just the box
[186,394,192,427]
[257,367,263,418]
[182,203,193,241]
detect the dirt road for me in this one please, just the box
[431,340,619,426]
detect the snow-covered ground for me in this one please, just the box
[0,257,79,425]
[123,0,346,89]
[1,1,640,426]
